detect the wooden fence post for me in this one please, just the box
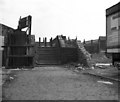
[91,40,93,53]
[39,37,41,46]
[50,37,52,47]
[45,37,47,47]
[98,37,100,53]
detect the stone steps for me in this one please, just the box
[77,41,91,67]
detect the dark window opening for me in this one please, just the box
[111,27,117,30]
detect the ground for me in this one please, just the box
[2,66,119,100]
[1,53,120,101]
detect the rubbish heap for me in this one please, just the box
[77,41,92,68]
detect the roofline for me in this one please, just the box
[106,2,120,16]
[0,23,15,30]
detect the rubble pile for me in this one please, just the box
[64,62,86,73]
[77,41,92,68]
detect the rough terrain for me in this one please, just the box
[2,66,119,100]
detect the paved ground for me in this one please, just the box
[2,66,119,100]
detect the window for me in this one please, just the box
[111,27,117,30]
[112,12,120,19]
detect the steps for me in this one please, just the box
[77,41,92,67]
[35,47,59,65]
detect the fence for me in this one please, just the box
[83,36,106,54]
[35,35,78,65]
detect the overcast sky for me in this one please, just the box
[0,0,119,41]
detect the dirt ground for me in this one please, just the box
[90,53,112,64]
[0,68,2,101]
[2,66,119,100]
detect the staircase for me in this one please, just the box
[35,47,60,65]
[77,41,92,67]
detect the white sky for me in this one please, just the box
[0,0,119,41]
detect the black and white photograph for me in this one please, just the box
[0,0,120,101]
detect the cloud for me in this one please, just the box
[0,0,4,5]
[0,0,120,41]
